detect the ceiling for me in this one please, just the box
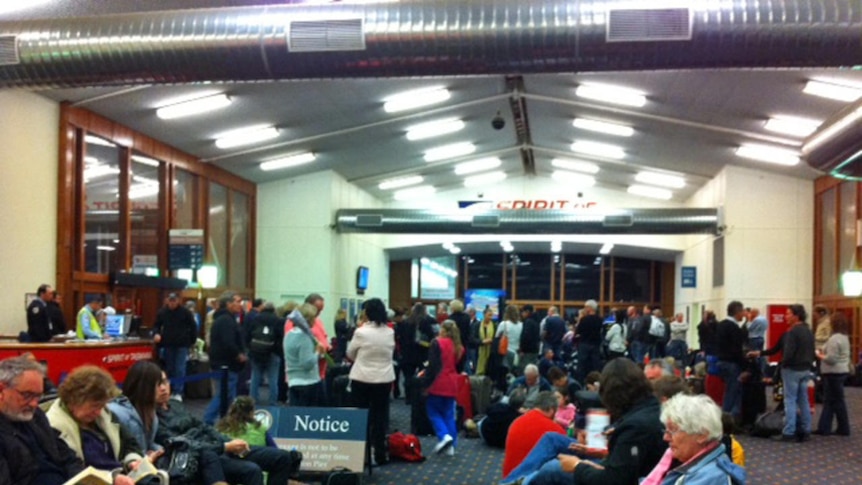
[2,1,858,249]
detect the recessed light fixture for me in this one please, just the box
[764,116,822,138]
[551,158,600,174]
[383,86,451,113]
[393,185,436,201]
[599,243,614,255]
[96,245,116,252]
[131,155,161,167]
[449,246,462,255]
[156,93,232,120]
[576,83,647,107]
[627,184,673,200]
[378,175,424,190]
[442,242,454,250]
[259,152,316,171]
[803,79,862,102]
[635,171,685,189]
[500,241,514,253]
[84,135,117,147]
[424,142,476,162]
[573,118,635,137]
[552,170,596,188]
[405,118,465,141]
[215,126,280,149]
[735,144,800,166]
[551,240,562,253]
[454,157,502,175]
[571,140,625,159]
[464,171,507,188]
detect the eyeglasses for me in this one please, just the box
[663,427,685,438]
[10,387,43,402]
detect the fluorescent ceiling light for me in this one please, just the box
[635,171,685,189]
[393,185,436,201]
[405,118,465,141]
[551,158,600,174]
[128,185,160,200]
[764,116,822,138]
[841,271,862,297]
[573,118,635,137]
[552,170,596,188]
[156,93,231,120]
[627,184,673,200]
[383,87,451,113]
[96,245,116,252]
[132,175,158,185]
[599,243,614,255]
[449,246,462,255]
[803,105,862,154]
[442,242,454,250]
[378,175,424,190]
[454,157,502,175]
[735,144,800,166]
[84,165,120,182]
[131,155,161,167]
[215,126,280,149]
[803,79,862,102]
[594,257,603,265]
[551,241,562,253]
[464,171,507,188]
[571,140,625,159]
[424,142,476,162]
[259,152,316,171]
[85,135,116,147]
[576,83,647,107]
[500,241,514,253]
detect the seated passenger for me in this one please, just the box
[501,358,666,485]
[553,389,576,430]
[44,365,141,485]
[639,394,745,485]
[155,374,302,485]
[479,388,527,448]
[0,356,122,485]
[538,349,565,379]
[215,396,276,448]
[508,364,552,408]
[502,391,566,477]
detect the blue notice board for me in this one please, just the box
[681,266,697,288]
[260,406,368,472]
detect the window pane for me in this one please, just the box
[420,256,457,300]
[840,182,857,282]
[514,253,552,300]
[173,168,197,230]
[129,158,161,274]
[466,254,504,290]
[229,191,249,288]
[83,135,121,274]
[564,255,602,301]
[208,182,228,287]
[613,257,651,302]
[821,188,837,295]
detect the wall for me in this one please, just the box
[677,165,814,349]
[256,170,386,333]
[0,90,59,336]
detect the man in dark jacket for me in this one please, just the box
[0,356,85,485]
[448,299,473,372]
[576,300,604,384]
[153,292,198,401]
[243,301,284,406]
[26,284,55,343]
[156,375,300,485]
[715,300,748,419]
[204,291,247,425]
[519,305,541,373]
[541,306,566,358]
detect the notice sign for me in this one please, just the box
[264,406,368,472]
[681,266,697,288]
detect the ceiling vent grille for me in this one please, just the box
[603,214,634,227]
[607,8,691,43]
[472,214,501,228]
[0,36,19,66]
[288,19,365,52]
[355,214,383,227]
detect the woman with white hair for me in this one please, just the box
[642,394,746,485]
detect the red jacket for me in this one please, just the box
[425,337,463,397]
[502,409,566,477]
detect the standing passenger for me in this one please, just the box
[204,292,248,424]
[153,292,198,401]
[448,299,472,373]
[575,300,603,383]
[284,304,323,407]
[814,312,851,436]
[666,312,689,367]
[244,302,284,406]
[715,301,747,419]
[496,305,523,376]
[422,320,465,456]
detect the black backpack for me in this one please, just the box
[248,321,276,356]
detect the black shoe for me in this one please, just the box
[811,430,829,436]
[771,434,796,442]
[797,433,811,442]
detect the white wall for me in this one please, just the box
[677,165,814,348]
[0,91,59,336]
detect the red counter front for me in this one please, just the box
[0,340,155,385]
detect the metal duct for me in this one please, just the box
[335,208,720,235]
[0,0,860,88]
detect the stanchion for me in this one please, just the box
[220,365,230,418]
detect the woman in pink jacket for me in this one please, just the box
[422,320,465,456]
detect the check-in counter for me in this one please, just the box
[0,339,155,384]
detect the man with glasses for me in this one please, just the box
[0,356,85,484]
[204,291,248,424]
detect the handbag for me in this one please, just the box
[155,436,199,484]
[323,467,362,485]
[497,334,509,356]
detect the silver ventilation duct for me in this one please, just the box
[0,0,860,88]
[335,208,720,235]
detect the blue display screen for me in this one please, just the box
[357,266,369,290]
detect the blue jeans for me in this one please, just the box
[782,368,812,436]
[666,340,688,366]
[204,370,238,425]
[503,432,575,483]
[817,373,850,435]
[525,460,573,485]
[466,348,478,375]
[716,361,741,417]
[631,341,650,364]
[163,346,189,396]
[250,357,281,406]
[426,395,457,447]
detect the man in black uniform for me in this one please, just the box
[25,284,55,343]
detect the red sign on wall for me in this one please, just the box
[766,304,790,363]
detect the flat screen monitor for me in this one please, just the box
[357,266,369,291]
[105,315,126,338]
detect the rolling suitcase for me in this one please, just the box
[469,375,492,416]
[408,376,434,436]
[183,359,212,399]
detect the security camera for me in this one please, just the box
[492,111,505,130]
